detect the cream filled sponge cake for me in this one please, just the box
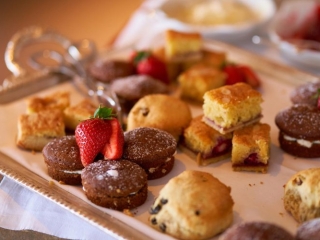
[203,82,262,134]
[231,123,271,173]
[181,115,232,166]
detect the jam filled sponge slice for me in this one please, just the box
[203,82,262,134]
[149,170,234,240]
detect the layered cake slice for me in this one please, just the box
[203,82,262,134]
[231,123,271,173]
[181,115,232,166]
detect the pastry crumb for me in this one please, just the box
[59,180,66,185]
[123,209,134,217]
[49,180,55,187]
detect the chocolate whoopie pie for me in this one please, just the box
[275,104,320,158]
[42,135,83,185]
[123,127,177,180]
[290,81,320,106]
[81,160,147,210]
[88,59,135,83]
[219,222,294,240]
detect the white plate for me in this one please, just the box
[155,0,276,41]
[1,40,320,240]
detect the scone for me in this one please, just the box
[178,63,226,103]
[231,123,271,173]
[275,104,320,158]
[63,99,98,130]
[181,115,232,166]
[203,82,263,134]
[81,160,148,211]
[43,136,83,185]
[123,127,177,180]
[284,168,320,223]
[127,94,192,141]
[16,109,66,151]
[165,29,202,62]
[149,170,234,240]
[26,91,70,113]
[219,221,294,240]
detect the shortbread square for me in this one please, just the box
[16,109,65,151]
[203,82,262,134]
[165,30,202,62]
[231,123,271,173]
[181,115,232,166]
[26,91,70,113]
[64,99,98,130]
[178,63,226,102]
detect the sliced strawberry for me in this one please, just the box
[136,55,170,85]
[75,118,111,166]
[238,65,261,88]
[101,118,124,160]
[223,64,245,85]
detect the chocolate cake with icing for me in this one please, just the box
[275,104,320,158]
[122,127,177,180]
[290,81,320,107]
[81,160,147,210]
[203,82,262,134]
[43,136,83,185]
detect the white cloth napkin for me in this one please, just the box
[1,0,320,239]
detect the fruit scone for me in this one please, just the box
[203,82,263,134]
[149,170,234,240]
[284,168,320,223]
[231,122,271,173]
[181,115,232,166]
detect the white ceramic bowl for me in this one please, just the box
[155,0,276,41]
[268,0,320,68]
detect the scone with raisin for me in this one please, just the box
[127,94,192,141]
[284,168,320,223]
[149,170,234,240]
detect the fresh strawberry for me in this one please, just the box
[223,64,245,85]
[75,118,111,166]
[75,106,114,166]
[238,65,261,88]
[136,54,169,85]
[101,118,124,160]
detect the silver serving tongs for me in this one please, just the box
[3,26,122,124]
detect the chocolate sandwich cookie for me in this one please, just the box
[123,127,177,180]
[88,59,135,83]
[275,104,320,158]
[81,160,147,210]
[110,75,169,114]
[42,135,83,185]
[290,81,320,106]
[219,222,294,240]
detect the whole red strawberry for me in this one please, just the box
[131,51,169,85]
[75,106,122,166]
[223,64,245,85]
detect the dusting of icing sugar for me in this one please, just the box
[297,218,320,238]
[96,175,104,180]
[107,170,118,177]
